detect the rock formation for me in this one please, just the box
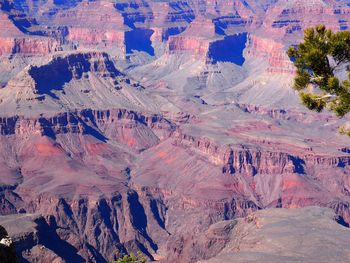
[0,0,350,262]
[200,206,350,263]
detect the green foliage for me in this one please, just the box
[339,125,350,137]
[115,252,146,263]
[288,24,350,116]
[299,92,326,112]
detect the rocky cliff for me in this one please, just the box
[1,0,350,262]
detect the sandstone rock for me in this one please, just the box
[0,11,59,56]
[0,1,350,262]
[167,17,216,57]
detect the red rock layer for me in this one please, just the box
[167,17,215,56]
[245,34,295,74]
[0,12,59,56]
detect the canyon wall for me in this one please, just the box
[0,0,350,262]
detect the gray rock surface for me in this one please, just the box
[1,1,350,262]
[200,206,350,263]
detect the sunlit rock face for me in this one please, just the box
[0,11,59,56]
[1,0,350,262]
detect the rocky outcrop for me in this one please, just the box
[0,11,60,56]
[1,1,350,263]
[114,0,154,28]
[164,0,195,24]
[54,1,126,52]
[245,34,295,74]
[0,37,59,56]
[200,206,350,263]
[0,108,175,149]
[3,194,164,262]
[2,105,349,262]
[167,17,216,57]
[68,28,125,50]
[237,103,337,123]
[0,51,161,116]
[168,36,210,56]
[173,131,350,175]
[11,37,59,55]
[262,0,350,39]
[27,52,123,96]
[0,107,175,262]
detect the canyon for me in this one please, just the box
[0,0,350,262]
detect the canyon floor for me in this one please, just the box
[0,0,350,262]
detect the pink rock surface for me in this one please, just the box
[167,17,215,56]
[0,11,59,56]
[0,0,350,262]
[55,1,126,50]
[245,35,296,74]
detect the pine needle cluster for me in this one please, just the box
[115,252,147,263]
[288,24,350,116]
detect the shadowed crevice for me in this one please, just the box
[127,191,158,251]
[336,215,350,228]
[150,200,166,230]
[28,55,91,99]
[35,217,85,263]
[289,156,306,174]
[125,29,155,56]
